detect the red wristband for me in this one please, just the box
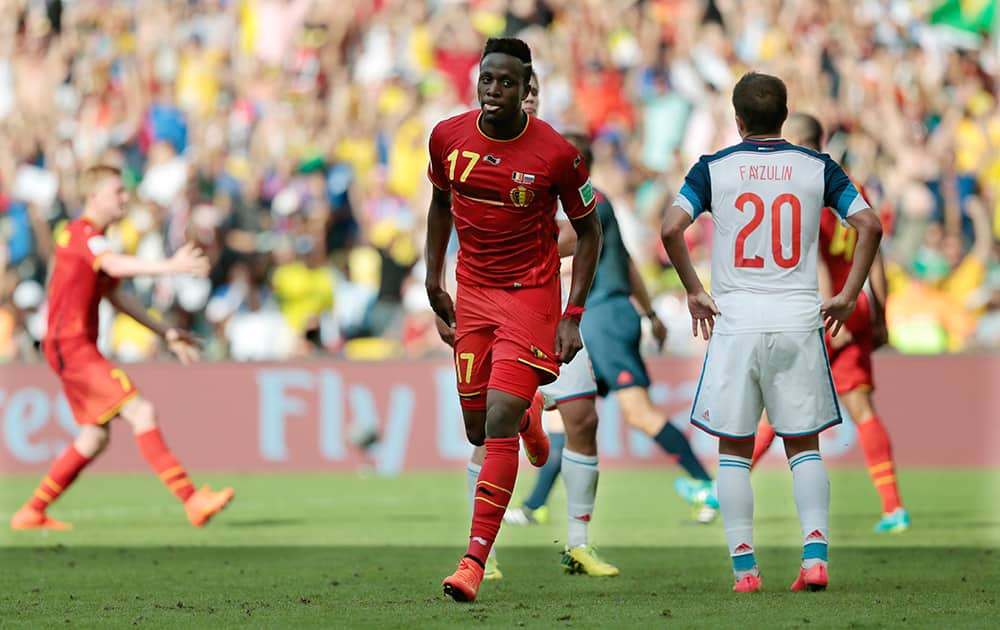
[562,304,585,321]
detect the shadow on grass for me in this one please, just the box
[224,518,308,528]
[0,547,996,628]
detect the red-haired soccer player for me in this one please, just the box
[750,113,909,533]
[10,165,234,531]
[426,38,602,602]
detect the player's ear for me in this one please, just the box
[735,114,747,136]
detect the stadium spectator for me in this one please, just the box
[1,0,997,362]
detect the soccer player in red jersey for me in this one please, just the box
[749,113,909,533]
[426,38,602,602]
[10,165,235,532]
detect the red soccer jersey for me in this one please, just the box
[819,182,876,292]
[819,209,855,293]
[427,110,596,288]
[46,218,117,347]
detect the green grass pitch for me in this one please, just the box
[2,468,998,628]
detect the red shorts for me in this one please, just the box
[44,340,139,426]
[453,277,561,410]
[825,292,875,394]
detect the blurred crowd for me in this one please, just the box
[1,0,998,363]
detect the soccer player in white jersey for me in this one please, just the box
[660,72,883,593]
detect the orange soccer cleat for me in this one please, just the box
[185,485,235,527]
[733,574,762,593]
[519,392,548,467]
[442,557,485,602]
[10,506,73,531]
[790,564,829,592]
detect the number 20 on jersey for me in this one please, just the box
[734,192,802,269]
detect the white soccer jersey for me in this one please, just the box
[674,138,870,334]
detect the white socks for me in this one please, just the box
[718,455,757,577]
[789,450,830,569]
[466,461,497,560]
[562,449,598,549]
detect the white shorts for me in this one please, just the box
[539,343,598,410]
[690,329,841,440]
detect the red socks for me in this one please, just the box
[856,416,902,514]
[750,419,776,468]
[27,446,92,512]
[465,437,519,566]
[136,428,195,502]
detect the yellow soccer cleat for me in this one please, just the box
[561,545,620,577]
[484,554,504,580]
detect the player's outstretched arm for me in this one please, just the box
[661,205,718,340]
[822,208,883,337]
[107,287,201,364]
[424,186,456,330]
[99,242,209,279]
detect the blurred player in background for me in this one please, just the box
[452,72,618,579]
[507,132,721,526]
[661,73,883,592]
[749,113,910,534]
[10,166,235,532]
[425,38,602,602]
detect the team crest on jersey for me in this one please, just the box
[530,345,548,360]
[512,171,535,184]
[484,155,501,165]
[510,185,535,207]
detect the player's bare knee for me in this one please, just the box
[783,434,820,459]
[462,409,487,446]
[719,437,755,459]
[622,408,661,437]
[572,407,599,440]
[466,426,486,447]
[842,389,876,424]
[74,425,110,458]
[484,394,528,438]
[120,397,157,434]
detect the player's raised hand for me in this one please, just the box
[427,287,456,329]
[554,318,583,364]
[169,242,210,277]
[821,293,857,338]
[165,328,202,365]
[687,290,720,340]
[434,315,456,347]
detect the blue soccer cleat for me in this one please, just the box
[674,478,719,523]
[873,507,910,533]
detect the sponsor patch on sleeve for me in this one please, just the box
[87,235,110,256]
[578,179,595,206]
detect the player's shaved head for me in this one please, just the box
[481,37,532,88]
[732,72,788,137]
[785,113,824,151]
